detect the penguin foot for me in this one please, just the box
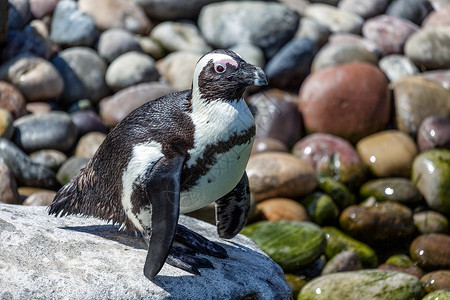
[167,244,214,275]
[175,224,228,259]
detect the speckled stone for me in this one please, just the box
[0,81,28,120]
[246,152,317,202]
[417,116,450,152]
[299,63,390,143]
[414,211,448,234]
[412,149,450,215]
[410,234,450,269]
[292,133,366,188]
[339,202,415,243]
[357,130,418,178]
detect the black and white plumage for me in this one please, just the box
[49,49,268,279]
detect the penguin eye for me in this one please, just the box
[214,64,226,74]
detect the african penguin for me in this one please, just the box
[49,49,268,280]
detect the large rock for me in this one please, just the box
[0,204,291,299]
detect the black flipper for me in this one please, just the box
[215,172,251,239]
[141,155,185,280]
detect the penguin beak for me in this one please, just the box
[240,63,268,87]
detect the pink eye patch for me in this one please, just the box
[215,59,238,68]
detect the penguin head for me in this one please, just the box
[192,49,268,101]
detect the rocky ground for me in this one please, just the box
[0,0,450,299]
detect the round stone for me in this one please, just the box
[299,63,390,143]
[292,133,366,188]
[0,81,28,120]
[97,28,143,63]
[0,162,21,204]
[265,38,316,90]
[105,51,159,92]
[70,110,108,137]
[311,43,378,72]
[230,43,265,68]
[22,190,57,206]
[405,27,450,69]
[25,102,52,115]
[198,1,299,58]
[339,202,416,243]
[386,0,433,24]
[327,33,382,57]
[256,198,310,222]
[422,69,450,90]
[241,221,326,272]
[423,4,450,27]
[360,178,422,204]
[295,17,330,49]
[300,192,340,225]
[56,156,89,186]
[29,0,59,19]
[321,251,362,275]
[251,138,288,155]
[412,149,450,215]
[378,55,419,82]
[136,0,220,20]
[0,54,64,102]
[410,234,450,269]
[49,0,97,47]
[362,15,419,55]
[99,82,175,127]
[246,152,317,202]
[78,0,152,34]
[392,76,450,137]
[0,108,14,139]
[421,270,450,293]
[1,26,51,61]
[380,254,424,279]
[356,130,418,178]
[417,116,450,152]
[318,177,356,209]
[304,3,364,34]
[7,0,32,30]
[156,50,202,91]
[30,149,67,172]
[338,0,389,19]
[150,21,211,53]
[248,89,303,148]
[51,47,109,105]
[414,211,449,234]
[298,270,424,300]
[12,111,78,153]
[75,132,106,159]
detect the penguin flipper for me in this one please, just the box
[215,172,251,239]
[141,155,185,280]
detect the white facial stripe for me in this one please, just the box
[121,141,163,232]
[192,53,237,92]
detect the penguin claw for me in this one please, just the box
[167,245,214,275]
[175,225,228,259]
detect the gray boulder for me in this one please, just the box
[0,204,291,299]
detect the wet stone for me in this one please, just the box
[29,149,67,173]
[251,138,288,155]
[22,190,56,206]
[248,89,303,148]
[246,152,317,202]
[339,202,416,243]
[420,270,450,293]
[12,111,78,153]
[292,133,366,188]
[300,192,340,226]
[321,251,362,275]
[412,149,450,216]
[299,63,390,143]
[356,130,418,178]
[360,178,422,204]
[422,289,450,300]
[311,43,378,72]
[414,211,449,234]
[410,234,450,269]
[392,76,450,137]
[256,198,310,222]
[106,51,159,92]
[417,116,450,152]
[378,254,424,278]
[318,177,356,210]
[97,28,143,63]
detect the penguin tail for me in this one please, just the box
[48,171,88,217]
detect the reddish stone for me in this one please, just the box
[298,63,390,143]
[0,81,28,120]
